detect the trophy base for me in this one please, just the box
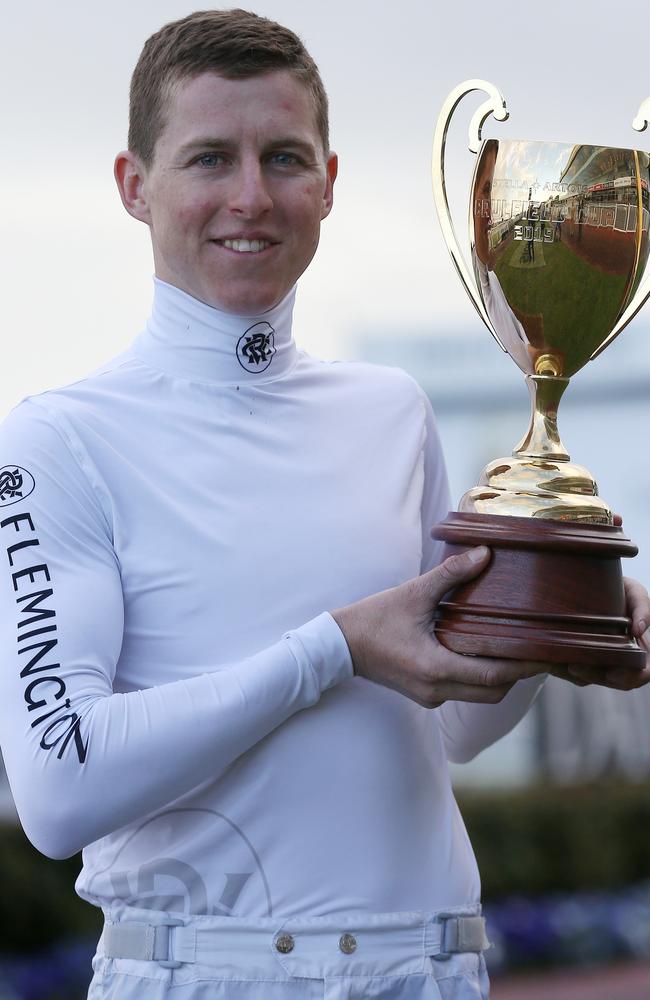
[432,512,644,669]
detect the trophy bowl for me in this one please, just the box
[430,83,650,668]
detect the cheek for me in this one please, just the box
[304,179,326,207]
[175,198,212,230]
[292,186,326,232]
[153,188,213,234]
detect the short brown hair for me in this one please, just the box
[128,9,329,165]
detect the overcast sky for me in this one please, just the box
[3,0,650,408]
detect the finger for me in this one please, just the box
[623,576,650,638]
[430,682,515,705]
[602,664,650,691]
[425,546,491,605]
[566,664,608,685]
[566,661,649,687]
[613,513,623,527]
[558,659,650,691]
[549,666,644,690]
[548,666,590,687]
[431,645,548,687]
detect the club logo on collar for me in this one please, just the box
[0,466,35,506]
[236,322,276,373]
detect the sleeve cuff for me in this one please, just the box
[283,611,354,697]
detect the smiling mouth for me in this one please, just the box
[214,238,275,253]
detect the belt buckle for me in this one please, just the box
[432,912,457,962]
[157,917,186,969]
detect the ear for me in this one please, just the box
[321,151,338,220]
[114,150,152,225]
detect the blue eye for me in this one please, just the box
[271,152,299,166]
[196,153,225,168]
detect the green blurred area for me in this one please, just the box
[0,826,101,952]
[458,782,650,900]
[0,781,648,953]
[495,238,628,372]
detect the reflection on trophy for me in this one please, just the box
[431,81,650,668]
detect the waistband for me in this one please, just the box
[99,904,489,979]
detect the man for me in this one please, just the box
[0,10,648,999]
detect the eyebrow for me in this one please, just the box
[176,136,319,159]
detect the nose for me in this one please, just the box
[228,159,273,218]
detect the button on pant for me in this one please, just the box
[88,903,491,999]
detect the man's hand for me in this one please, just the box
[549,575,650,691]
[331,546,546,708]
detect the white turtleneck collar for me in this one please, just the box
[132,278,299,385]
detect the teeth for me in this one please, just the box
[222,238,271,253]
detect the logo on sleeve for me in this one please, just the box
[0,467,35,506]
[236,322,276,373]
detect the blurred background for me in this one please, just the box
[1,0,649,996]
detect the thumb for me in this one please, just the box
[425,546,491,604]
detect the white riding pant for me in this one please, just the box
[88,903,490,999]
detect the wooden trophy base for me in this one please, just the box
[431,512,644,669]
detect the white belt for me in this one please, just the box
[100,910,490,973]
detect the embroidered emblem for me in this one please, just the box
[0,466,35,506]
[236,322,276,373]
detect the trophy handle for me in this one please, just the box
[590,96,650,360]
[432,80,509,352]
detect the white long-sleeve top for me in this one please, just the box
[0,279,541,919]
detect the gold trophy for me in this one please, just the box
[431,82,650,668]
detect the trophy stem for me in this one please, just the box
[460,368,608,520]
[513,375,570,461]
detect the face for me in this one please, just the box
[473,141,497,265]
[115,70,337,314]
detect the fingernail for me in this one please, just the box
[467,546,489,564]
[637,619,647,635]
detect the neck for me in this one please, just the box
[132,278,298,384]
